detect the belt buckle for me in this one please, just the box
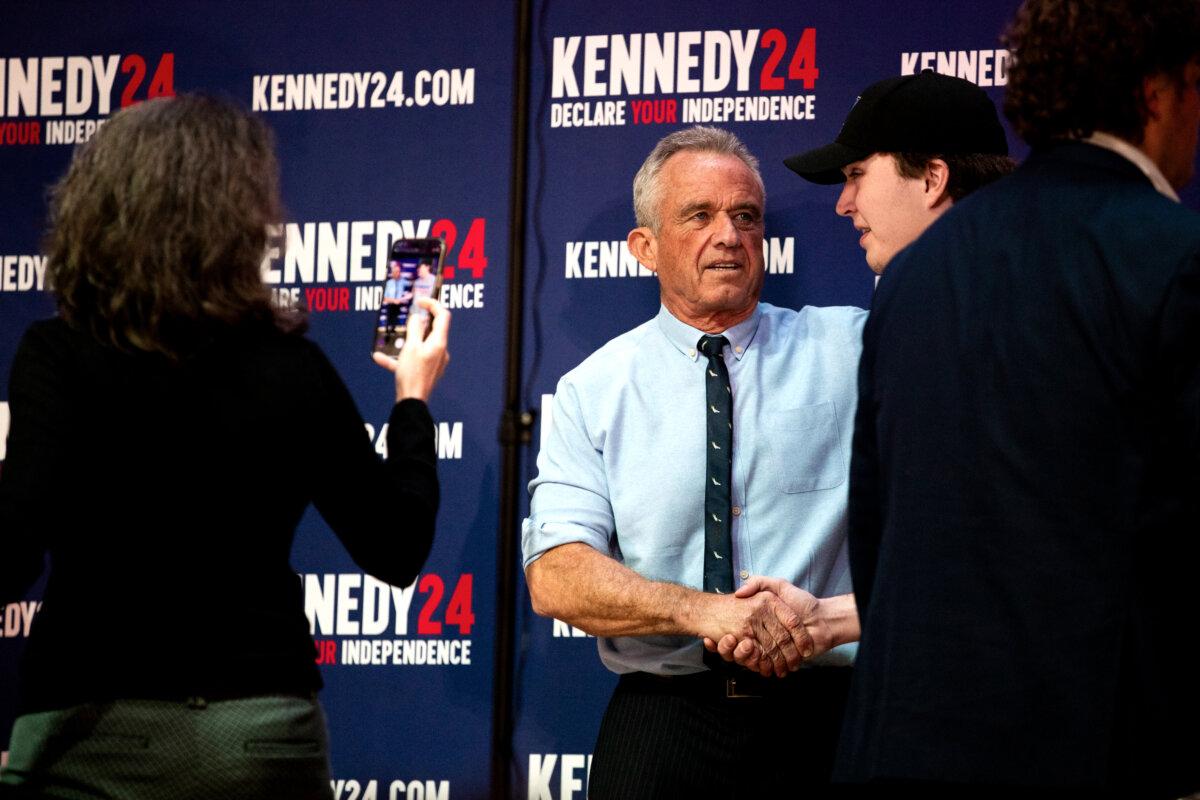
[725,677,761,699]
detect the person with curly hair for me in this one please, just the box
[0,94,451,799]
[834,0,1200,797]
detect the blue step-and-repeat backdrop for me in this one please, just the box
[3,3,1198,799]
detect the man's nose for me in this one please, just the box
[714,213,740,246]
[836,183,855,217]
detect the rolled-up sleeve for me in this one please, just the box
[521,377,615,567]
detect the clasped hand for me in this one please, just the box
[701,576,830,678]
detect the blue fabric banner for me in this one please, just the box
[2,3,1198,799]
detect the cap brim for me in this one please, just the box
[783,141,865,185]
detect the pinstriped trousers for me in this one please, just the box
[0,695,333,800]
[587,669,851,800]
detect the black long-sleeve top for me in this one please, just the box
[0,318,438,713]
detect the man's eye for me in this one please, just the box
[692,211,709,222]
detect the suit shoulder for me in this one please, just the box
[1137,193,1200,242]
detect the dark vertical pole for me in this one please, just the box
[492,0,534,797]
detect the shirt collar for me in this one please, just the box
[1083,132,1180,202]
[655,304,763,362]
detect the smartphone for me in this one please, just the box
[372,237,445,358]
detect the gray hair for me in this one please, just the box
[632,125,765,231]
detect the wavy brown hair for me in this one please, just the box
[45,94,297,359]
[1003,0,1200,147]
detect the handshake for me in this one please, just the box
[697,576,859,678]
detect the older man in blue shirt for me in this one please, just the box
[522,126,864,798]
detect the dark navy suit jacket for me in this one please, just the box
[836,142,1200,797]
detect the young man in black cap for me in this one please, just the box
[701,73,1013,678]
[785,70,1013,274]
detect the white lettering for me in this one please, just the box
[552,618,592,637]
[675,31,702,94]
[560,754,586,800]
[92,56,118,115]
[730,30,759,92]
[305,574,335,635]
[360,575,391,635]
[583,36,607,98]
[438,283,484,310]
[702,31,731,92]
[252,75,268,111]
[7,58,36,117]
[548,31,764,100]
[609,35,640,95]
[766,237,795,274]
[528,755,557,800]
[0,401,9,461]
[336,575,362,636]
[900,49,1010,87]
[526,754,593,800]
[252,69,470,111]
[317,222,348,283]
[349,221,374,283]
[436,422,463,460]
[303,573,420,637]
[552,37,581,99]
[564,241,582,278]
[391,582,415,636]
[388,781,450,800]
[39,57,63,116]
[644,32,675,94]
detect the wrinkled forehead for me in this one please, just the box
[661,151,765,205]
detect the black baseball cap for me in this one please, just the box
[784,70,1008,184]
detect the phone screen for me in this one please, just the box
[373,237,445,358]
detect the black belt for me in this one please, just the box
[619,666,850,700]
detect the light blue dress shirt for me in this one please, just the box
[522,302,867,675]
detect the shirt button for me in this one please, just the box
[734,346,743,354]
[740,570,750,580]
[688,349,696,358]
[732,506,741,516]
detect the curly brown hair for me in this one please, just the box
[1003,0,1200,147]
[45,94,297,359]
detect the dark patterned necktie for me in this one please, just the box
[699,334,734,595]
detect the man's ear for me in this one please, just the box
[923,158,952,209]
[1142,72,1171,123]
[627,226,659,273]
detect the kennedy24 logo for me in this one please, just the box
[115,53,175,107]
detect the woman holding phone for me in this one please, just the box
[0,94,449,799]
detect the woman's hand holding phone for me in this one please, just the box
[372,297,451,403]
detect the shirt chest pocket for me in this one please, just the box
[762,401,846,493]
